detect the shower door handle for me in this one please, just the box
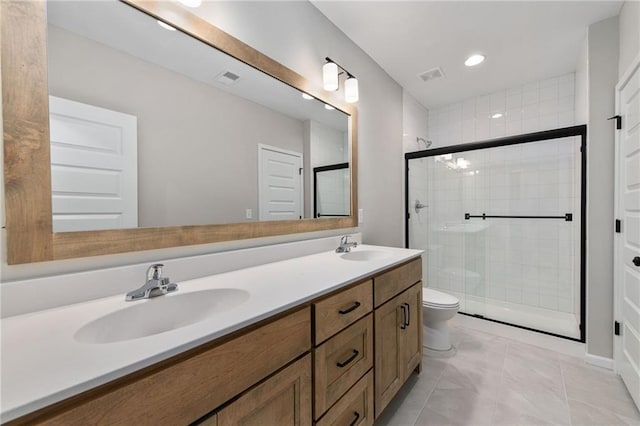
[633,256,640,267]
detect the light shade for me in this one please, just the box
[323,62,339,91]
[345,76,359,103]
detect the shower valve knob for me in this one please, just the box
[633,256,640,267]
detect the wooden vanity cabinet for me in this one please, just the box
[312,280,374,424]
[19,308,311,426]
[373,259,423,418]
[11,257,425,426]
[215,355,312,426]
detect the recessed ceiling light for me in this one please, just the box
[324,104,335,110]
[491,113,503,119]
[302,93,313,100]
[157,20,176,31]
[178,0,202,7]
[465,54,485,67]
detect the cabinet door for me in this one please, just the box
[400,283,422,377]
[217,354,312,426]
[374,297,404,418]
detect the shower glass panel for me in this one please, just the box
[314,163,350,217]
[406,127,585,341]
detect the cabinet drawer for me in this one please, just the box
[217,354,312,426]
[314,280,372,344]
[315,369,374,426]
[373,258,421,307]
[314,314,374,419]
[35,308,311,425]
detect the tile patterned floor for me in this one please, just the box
[375,316,640,426]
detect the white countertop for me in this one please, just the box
[1,244,422,422]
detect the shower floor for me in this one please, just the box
[444,290,581,340]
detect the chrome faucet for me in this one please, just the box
[336,235,358,253]
[125,264,178,301]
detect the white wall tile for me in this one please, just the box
[419,73,580,319]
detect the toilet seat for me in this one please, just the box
[422,288,459,308]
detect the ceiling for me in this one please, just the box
[312,1,622,109]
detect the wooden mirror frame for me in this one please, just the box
[1,0,358,265]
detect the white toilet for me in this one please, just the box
[422,288,460,351]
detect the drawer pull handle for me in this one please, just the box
[404,302,411,327]
[400,304,408,329]
[336,349,359,368]
[349,411,361,426]
[339,301,361,315]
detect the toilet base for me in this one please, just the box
[423,321,452,351]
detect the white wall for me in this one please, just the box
[428,73,577,148]
[402,91,429,154]
[575,37,589,125]
[586,16,619,359]
[618,0,640,78]
[0,1,404,284]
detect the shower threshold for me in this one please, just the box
[447,291,581,340]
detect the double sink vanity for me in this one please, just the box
[1,1,423,424]
[2,244,423,425]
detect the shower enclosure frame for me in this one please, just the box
[404,125,587,342]
[313,162,349,218]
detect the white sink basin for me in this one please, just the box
[340,250,392,261]
[74,289,250,344]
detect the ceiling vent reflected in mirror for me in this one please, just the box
[417,67,444,83]
[216,70,240,85]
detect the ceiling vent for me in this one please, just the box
[417,67,445,83]
[215,70,240,85]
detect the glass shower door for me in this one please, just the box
[407,129,584,340]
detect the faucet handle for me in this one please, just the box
[147,264,164,281]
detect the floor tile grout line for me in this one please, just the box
[411,349,453,426]
[490,339,509,426]
[558,351,573,426]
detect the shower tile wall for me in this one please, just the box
[421,138,581,318]
[428,73,576,148]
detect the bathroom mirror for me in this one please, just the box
[1,0,358,264]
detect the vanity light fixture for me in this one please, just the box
[323,57,359,103]
[491,112,503,119]
[302,93,314,100]
[465,54,485,67]
[157,20,176,31]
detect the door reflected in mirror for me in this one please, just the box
[47,0,349,232]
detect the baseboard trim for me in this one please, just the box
[585,353,614,370]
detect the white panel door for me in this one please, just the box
[615,58,640,411]
[49,96,138,232]
[258,144,302,221]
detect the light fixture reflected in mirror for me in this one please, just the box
[302,93,313,100]
[323,57,359,103]
[177,0,202,8]
[157,20,176,31]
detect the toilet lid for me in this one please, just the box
[422,288,459,307]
